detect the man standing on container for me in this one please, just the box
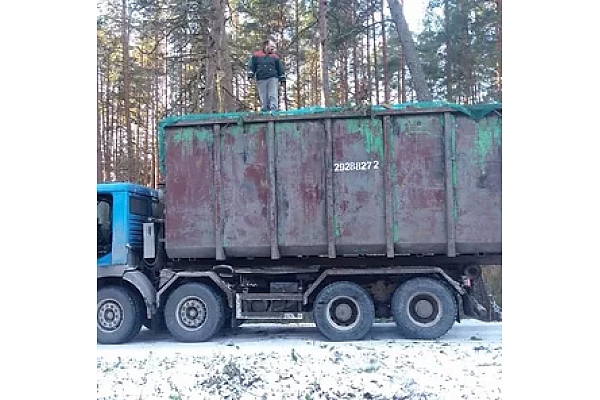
[247,39,286,111]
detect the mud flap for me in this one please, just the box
[462,293,488,319]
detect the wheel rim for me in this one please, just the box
[406,293,442,327]
[98,300,123,332]
[325,296,361,331]
[176,296,207,331]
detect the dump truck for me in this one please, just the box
[97,102,502,344]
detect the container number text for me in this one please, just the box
[334,161,379,172]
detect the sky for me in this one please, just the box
[401,0,429,34]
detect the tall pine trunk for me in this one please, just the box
[341,45,349,104]
[319,0,330,106]
[366,14,372,104]
[295,0,302,108]
[444,0,453,101]
[381,0,390,104]
[496,0,502,99]
[372,13,379,105]
[97,63,103,183]
[350,0,359,103]
[401,48,406,102]
[387,0,432,101]
[121,0,134,181]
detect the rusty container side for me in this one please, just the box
[219,123,271,257]
[163,107,501,260]
[275,121,328,256]
[331,118,386,255]
[389,113,448,255]
[454,113,502,253]
[164,126,216,258]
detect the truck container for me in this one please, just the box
[97,102,501,344]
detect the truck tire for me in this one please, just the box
[97,286,143,344]
[164,283,225,342]
[313,281,375,341]
[391,277,457,340]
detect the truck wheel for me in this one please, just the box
[97,287,143,344]
[164,283,225,342]
[313,281,375,341]
[391,277,457,340]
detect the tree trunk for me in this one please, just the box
[318,0,330,107]
[204,31,216,112]
[341,45,349,104]
[313,51,320,105]
[381,0,390,104]
[372,13,379,105]
[216,0,235,112]
[366,14,372,104]
[401,51,406,103]
[351,0,359,103]
[295,0,302,108]
[121,0,134,180]
[387,0,432,101]
[203,0,228,112]
[115,91,123,181]
[444,0,453,101]
[143,51,150,185]
[352,37,359,101]
[219,31,236,112]
[97,63,103,183]
[458,0,474,104]
[103,65,113,181]
[496,0,502,99]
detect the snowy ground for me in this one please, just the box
[97,319,501,400]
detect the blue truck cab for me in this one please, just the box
[97,182,159,266]
[97,182,162,344]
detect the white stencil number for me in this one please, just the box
[334,160,379,172]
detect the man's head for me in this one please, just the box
[263,39,276,54]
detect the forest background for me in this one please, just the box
[97,0,501,186]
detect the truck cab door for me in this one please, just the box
[97,194,113,266]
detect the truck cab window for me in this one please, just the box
[97,197,112,258]
[130,197,150,216]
